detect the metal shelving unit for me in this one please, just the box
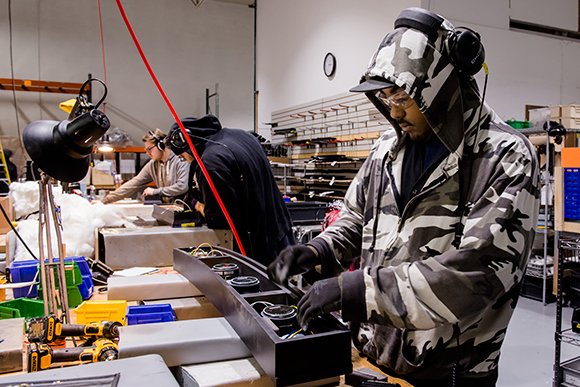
[520,122,580,305]
[554,239,580,386]
[270,160,363,202]
[521,123,556,305]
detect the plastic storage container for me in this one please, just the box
[74,300,128,325]
[565,168,580,221]
[37,261,83,308]
[8,260,41,299]
[520,275,556,303]
[286,201,328,225]
[0,277,6,301]
[506,120,532,129]
[0,305,20,319]
[8,256,94,300]
[0,298,45,319]
[561,355,580,386]
[126,304,176,325]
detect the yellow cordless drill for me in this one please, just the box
[27,315,121,343]
[26,315,121,372]
[27,338,118,372]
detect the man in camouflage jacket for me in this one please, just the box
[268,8,540,386]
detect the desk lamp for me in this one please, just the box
[22,78,110,322]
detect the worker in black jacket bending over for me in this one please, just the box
[166,114,294,266]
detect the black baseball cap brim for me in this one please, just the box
[349,76,396,93]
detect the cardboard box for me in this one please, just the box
[562,105,580,118]
[91,167,115,187]
[0,197,14,235]
[561,117,580,129]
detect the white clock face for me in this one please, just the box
[324,53,335,77]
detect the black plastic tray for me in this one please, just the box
[286,201,328,225]
[173,247,352,386]
[152,204,202,227]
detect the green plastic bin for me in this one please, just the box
[38,261,83,308]
[0,305,21,319]
[0,298,45,319]
[506,120,532,129]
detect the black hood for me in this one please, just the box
[167,114,222,155]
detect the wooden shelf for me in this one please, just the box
[0,78,88,94]
[112,147,145,153]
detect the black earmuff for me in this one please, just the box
[446,27,485,76]
[148,130,166,151]
[394,7,485,76]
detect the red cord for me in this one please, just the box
[97,0,107,113]
[115,0,247,256]
[98,0,117,175]
[109,152,117,175]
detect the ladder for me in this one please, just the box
[0,140,12,196]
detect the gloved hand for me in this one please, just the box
[297,276,341,330]
[267,245,319,285]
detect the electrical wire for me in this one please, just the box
[25,270,39,298]
[109,152,118,176]
[114,0,247,257]
[284,328,303,339]
[451,63,489,387]
[0,201,38,260]
[97,0,107,113]
[189,242,215,256]
[250,300,273,308]
[7,0,24,155]
[174,199,192,211]
[477,63,489,131]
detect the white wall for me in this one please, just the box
[0,0,255,144]
[255,0,419,137]
[256,0,580,139]
[4,1,580,144]
[510,0,578,31]
[429,0,580,120]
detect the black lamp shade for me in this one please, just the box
[23,110,110,182]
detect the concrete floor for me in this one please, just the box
[498,296,577,386]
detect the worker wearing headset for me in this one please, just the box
[267,8,540,387]
[165,114,294,266]
[96,129,190,204]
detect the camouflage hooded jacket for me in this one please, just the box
[307,18,540,381]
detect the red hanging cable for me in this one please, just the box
[99,1,117,176]
[115,0,247,256]
[109,152,117,175]
[97,0,107,113]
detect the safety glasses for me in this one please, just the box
[376,89,414,110]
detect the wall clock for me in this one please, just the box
[324,52,336,77]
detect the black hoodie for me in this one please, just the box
[169,115,294,266]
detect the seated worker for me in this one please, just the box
[165,114,294,266]
[268,8,540,387]
[97,129,190,204]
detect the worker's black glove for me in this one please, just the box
[267,245,319,285]
[297,276,341,330]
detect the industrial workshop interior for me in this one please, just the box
[3,0,580,386]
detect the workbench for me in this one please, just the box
[96,226,232,269]
[0,258,412,387]
[106,199,157,219]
